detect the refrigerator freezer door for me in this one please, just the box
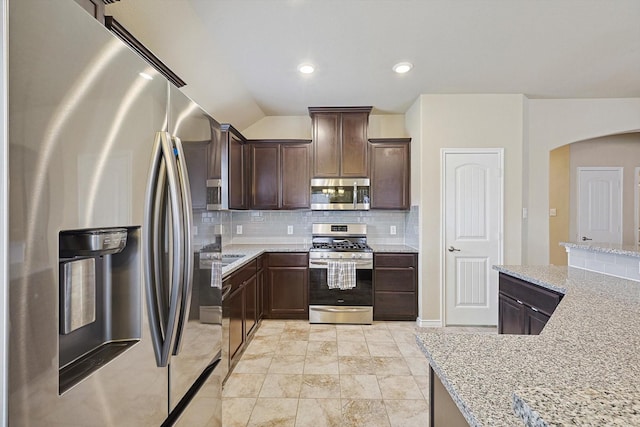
[9,1,168,425]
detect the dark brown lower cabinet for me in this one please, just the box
[373,253,418,321]
[257,255,265,320]
[244,275,257,336]
[223,259,257,365]
[498,273,563,335]
[265,253,309,319]
[228,286,244,361]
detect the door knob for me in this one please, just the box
[448,246,461,252]
[581,236,593,241]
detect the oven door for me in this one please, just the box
[308,267,373,306]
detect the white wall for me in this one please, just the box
[525,99,640,264]
[412,94,525,324]
[241,114,408,139]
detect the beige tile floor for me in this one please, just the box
[222,320,471,427]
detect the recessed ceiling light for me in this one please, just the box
[298,63,315,74]
[392,62,413,74]
[139,72,153,80]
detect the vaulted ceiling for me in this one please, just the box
[106,0,640,129]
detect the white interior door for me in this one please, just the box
[577,167,623,244]
[443,150,502,326]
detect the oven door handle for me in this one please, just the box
[311,307,372,313]
[309,260,372,267]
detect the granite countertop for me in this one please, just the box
[219,243,311,277]
[416,265,640,426]
[560,241,640,257]
[368,243,418,253]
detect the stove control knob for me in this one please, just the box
[338,254,343,259]
[351,254,357,259]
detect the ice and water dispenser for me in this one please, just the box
[58,227,141,393]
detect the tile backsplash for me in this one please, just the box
[192,206,420,248]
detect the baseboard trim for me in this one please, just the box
[416,318,443,328]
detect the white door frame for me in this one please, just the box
[440,148,504,326]
[576,166,623,244]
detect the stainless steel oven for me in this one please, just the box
[308,224,373,324]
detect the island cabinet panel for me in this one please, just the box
[498,273,563,335]
[369,138,411,210]
[309,107,372,178]
[264,253,309,319]
[373,253,418,321]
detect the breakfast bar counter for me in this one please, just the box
[416,265,640,426]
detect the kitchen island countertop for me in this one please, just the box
[416,265,640,426]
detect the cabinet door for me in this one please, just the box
[267,267,308,319]
[228,287,244,361]
[281,144,310,209]
[244,275,257,337]
[341,112,369,177]
[257,265,265,320]
[498,294,525,335]
[312,113,340,177]
[250,143,280,209]
[370,140,410,210]
[525,307,550,335]
[229,136,248,209]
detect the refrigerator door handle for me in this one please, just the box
[143,131,186,367]
[171,135,194,356]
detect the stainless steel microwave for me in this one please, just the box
[310,178,370,210]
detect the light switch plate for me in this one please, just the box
[549,208,557,217]
[287,225,293,235]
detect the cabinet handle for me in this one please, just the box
[516,299,524,305]
[531,306,539,312]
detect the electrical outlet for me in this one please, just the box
[390,225,397,235]
[287,225,293,235]
[236,225,243,235]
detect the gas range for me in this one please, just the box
[309,223,373,262]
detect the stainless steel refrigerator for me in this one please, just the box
[7,0,222,425]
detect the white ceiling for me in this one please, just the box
[106,0,640,129]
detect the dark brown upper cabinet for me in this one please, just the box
[221,124,249,210]
[369,138,411,210]
[248,140,311,210]
[309,107,372,178]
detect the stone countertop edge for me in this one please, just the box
[367,244,418,253]
[560,241,640,257]
[492,265,568,294]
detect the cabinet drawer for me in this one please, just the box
[374,269,415,292]
[499,273,562,316]
[226,260,257,289]
[374,253,416,268]
[374,292,417,320]
[268,252,308,267]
